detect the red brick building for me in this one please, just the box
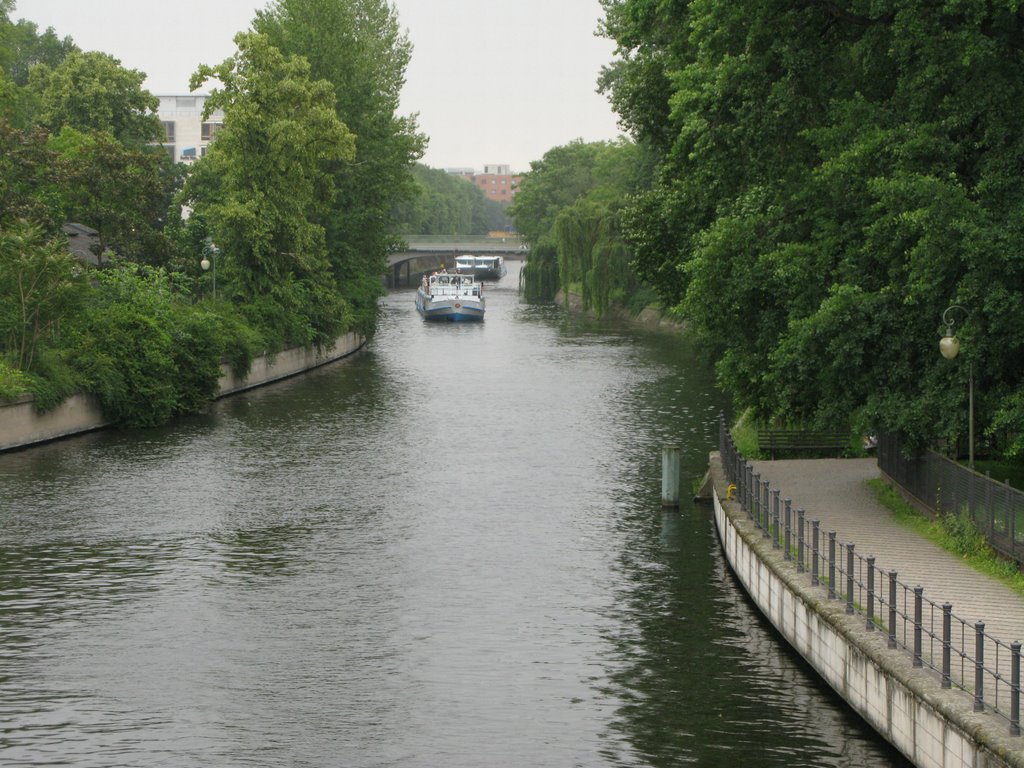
[449,164,523,204]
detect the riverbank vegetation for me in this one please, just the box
[0,0,423,426]
[869,479,1024,596]
[511,137,658,316]
[594,0,1024,458]
[512,0,1024,465]
[391,164,511,236]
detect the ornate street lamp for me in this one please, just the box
[200,241,219,300]
[939,304,973,468]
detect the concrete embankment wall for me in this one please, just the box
[0,332,365,452]
[705,452,1024,768]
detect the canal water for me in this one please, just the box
[0,262,908,767]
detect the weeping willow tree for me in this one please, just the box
[519,238,560,302]
[553,200,631,316]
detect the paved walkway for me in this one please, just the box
[751,458,1024,687]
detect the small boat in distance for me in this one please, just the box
[454,254,507,280]
[416,271,485,321]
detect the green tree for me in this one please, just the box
[253,0,426,335]
[0,219,88,370]
[2,15,77,86]
[0,4,78,126]
[511,140,604,246]
[391,164,491,236]
[69,263,219,427]
[600,0,1024,450]
[0,119,64,231]
[512,139,642,309]
[49,127,178,264]
[185,31,357,349]
[29,50,160,144]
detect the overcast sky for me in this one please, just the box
[12,0,624,173]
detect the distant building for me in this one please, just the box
[155,95,224,164]
[446,164,523,204]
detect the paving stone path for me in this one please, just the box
[751,458,1024,698]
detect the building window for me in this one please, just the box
[162,121,175,142]
[176,96,196,108]
[201,122,223,141]
[164,145,175,161]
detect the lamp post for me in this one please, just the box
[939,304,973,468]
[200,241,219,300]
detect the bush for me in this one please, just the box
[0,359,34,401]
[68,262,232,427]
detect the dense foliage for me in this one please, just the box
[184,31,357,350]
[600,0,1024,453]
[0,1,421,427]
[511,139,646,312]
[253,0,426,335]
[391,164,506,236]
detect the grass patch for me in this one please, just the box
[730,408,761,458]
[869,478,1024,597]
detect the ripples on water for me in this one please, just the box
[0,264,908,766]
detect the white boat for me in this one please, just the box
[415,271,485,321]
[454,254,507,280]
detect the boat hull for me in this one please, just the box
[462,265,507,281]
[415,292,485,321]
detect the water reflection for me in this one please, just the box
[0,263,907,766]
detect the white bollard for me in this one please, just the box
[661,445,680,507]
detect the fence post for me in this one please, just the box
[986,471,993,541]
[828,532,837,599]
[866,556,875,631]
[942,603,952,689]
[784,499,792,561]
[797,509,805,573]
[749,465,757,519]
[1007,487,1015,565]
[889,572,898,649]
[772,490,781,549]
[913,586,923,667]
[846,543,855,615]
[762,483,771,537]
[811,520,820,586]
[975,621,985,712]
[1012,641,1021,737]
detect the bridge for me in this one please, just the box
[386,235,527,287]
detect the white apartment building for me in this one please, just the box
[156,95,224,163]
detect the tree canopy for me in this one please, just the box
[390,164,498,236]
[185,31,357,349]
[28,50,160,144]
[253,0,426,334]
[512,138,647,311]
[600,0,1024,452]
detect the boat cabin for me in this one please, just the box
[423,272,481,297]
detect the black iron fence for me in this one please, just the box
[718,416,1022,736]
[877,433,1024,563]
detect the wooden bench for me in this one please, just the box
[757,429,848,460]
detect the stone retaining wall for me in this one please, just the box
[0,332,365,452]
[706,452,1024,768]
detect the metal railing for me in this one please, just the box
[878,433,1024,563]
[718,415,1022,735]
